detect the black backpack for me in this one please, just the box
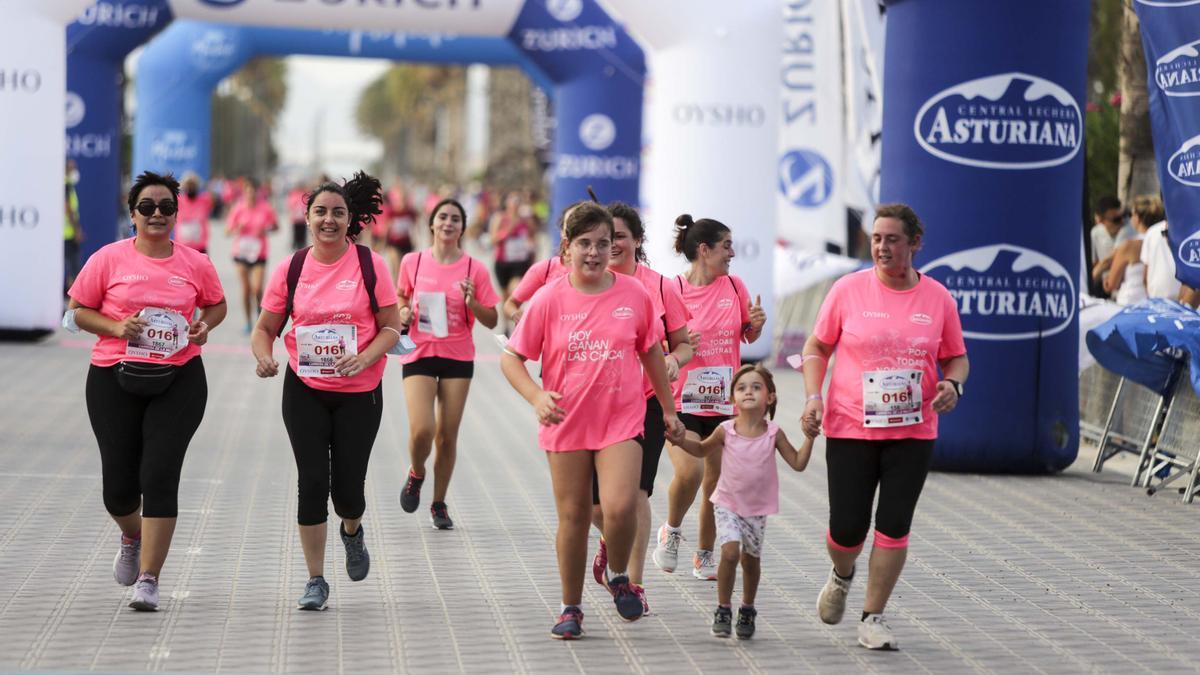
[278,244,380,337]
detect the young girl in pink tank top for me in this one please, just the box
[675,364,813,639]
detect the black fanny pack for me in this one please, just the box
[115,361,178,397]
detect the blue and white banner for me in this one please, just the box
[1133,0,1200,289]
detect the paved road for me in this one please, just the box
[2,226,1198,673]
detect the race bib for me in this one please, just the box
[176,219,202,243]
[417,291,449,338]
[681,366,733,415]
[235,236,263,261]
[862,369,923,428]
[296,324,357,377]
[390,216,413,239]
[126,307,189,359]
[503,233,532,261]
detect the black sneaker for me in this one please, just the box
[400,470,424,513]
[430,502,454,530]
[339,523,370,581]
[607,574,643,622]
[735,606,757,639]
[551,605,584,640]
[711,605,732,637]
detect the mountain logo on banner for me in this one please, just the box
[65,92,85,129]
[546,0,583,22]
[1179,230,1200,268]
[197,0,247,7]
[1135,0,1200,6]
[191,30,237,71]
[1156,38,1200,96]
[914,73,1082,170]
[778,149,833,208]
[579,114,616,151]
[920,244,1076,341]
[1168,134,1200,186]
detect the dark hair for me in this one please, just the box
[672,214,730,261]
[127,170,180,214]
[874,203,924,242]
[564,202,614,244]
[1095,195,1121,215]
[556,199,594,257]
[608,201,648,264]
[731,363,777,419]
[428,198,468,245]
[305,171,382,240]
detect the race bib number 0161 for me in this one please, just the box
[862,369,922,428]
[126,307,189,359]
[296,324,357,377]
[681,366,733,415]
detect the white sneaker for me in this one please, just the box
[651,524,683,573]
[858,614,898,650]
[692,549,718,580]
[817,566,853,624]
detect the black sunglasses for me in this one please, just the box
[135,199,177,217]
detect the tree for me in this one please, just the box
[211,57,288,179]
[1117,0,1158,205]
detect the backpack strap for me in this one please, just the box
[355,244,380,314]
[279,247,311,337]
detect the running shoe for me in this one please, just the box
[652,524,683,573]
[606,574,644,622]
[591,538,608,588]
[551,605,584,640]
[339,523,370,581]
[735,606,757,640]
[400,470,424,513]
[632,583,651,616]
[297,576,329,611]
[692,549,718,580]
[113,535,140,587]
[128,572,159,611]
[711,606,732,637]
[817,566,854,625]
[858,614,898,650]
[430,502,454,530]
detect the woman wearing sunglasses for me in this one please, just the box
[66,171,227,611]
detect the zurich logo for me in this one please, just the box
[1155,38,1200,97]
[778,149,833,208]
[1180,230,1200,269]
[578,113,615,151]
[919,244,1076,341]
[65,92,85,129]
[914,72,1082,170]
[197,0,248,7]
[546,0,583,22]
[1168,133,1200,186]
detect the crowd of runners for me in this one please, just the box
[64,169,968,651]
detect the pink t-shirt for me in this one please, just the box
[626,264,690,401]
[286,190,307,223]
[494,215,536,263]
[69,238,224,367]
[812,269,966,440]
[511,256,568,303]
[227,200,276,262]
[262,246,398,393]
[397,250,500,363]
[671,274,752,415]
[507,273,658,452]
[175,192,212,251]
[711,419,780,516]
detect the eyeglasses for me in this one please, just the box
[135,199,177,217]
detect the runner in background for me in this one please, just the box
[226,178,278,333]
[175,172,213,255]
[286,182,308,251]
[490,191,537,335]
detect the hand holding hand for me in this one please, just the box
[665,354,680,381]
[801,399,824,438]
[664,413,686,445]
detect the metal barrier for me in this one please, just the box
[1090,375,1171,483]
[1079,364,1121,445]
[1141,364,1200,502]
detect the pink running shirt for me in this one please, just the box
[812,269,966,440]
[226,200,275,262]
[397,250,500,363]
[175,192,212,251]
[286,189,307,224]
[494,215,536,263]
[511,256,567,303]
[262,246,398,393]
[671,274,752,415]
[627,264,690,401]
[507,273,658,452]
[710,419,780,517]
[69,238,224,367]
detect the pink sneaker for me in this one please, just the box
[591,537,608,588]
[632,583,651,616]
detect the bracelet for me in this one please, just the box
[803,354,827,363]
[381,326,403,340]
[806,394,823,401]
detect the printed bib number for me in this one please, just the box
[862,369,922,428]
[235,236,263,261]
[126,307,189,359]
[416,291,449,338]
[296,324,357,377]
[681,366,733,415]
[390,216,413,238]
[503,233,532,261]
[176,219,202,243]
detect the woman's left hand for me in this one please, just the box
[663,413,686,445]
[187,320,210,346]
[460,278,476,307]
[931,380,959,413]
[748,295,767,332]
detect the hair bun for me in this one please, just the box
[675,214,694,229]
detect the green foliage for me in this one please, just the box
[1085,0,1122,201]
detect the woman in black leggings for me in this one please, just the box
[67,171,227,611]
[251,172,402,610]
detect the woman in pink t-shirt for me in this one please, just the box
[490,191,538,330]
[395,198,499,530]
[251,172,403,611]
[501,202,686,638]
[174,173,213,254]
[67,171,227,612]
[286,184,309,251]
[653,215,767,582]
[225,178,277,333]
[801,203,969,651]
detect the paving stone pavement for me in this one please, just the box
[3,230,1199,673]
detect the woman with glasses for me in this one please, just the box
[67,171,227,611]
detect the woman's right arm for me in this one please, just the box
[501,350,565,425]
[251,309,285,377]
[801,334,835,438]
[68,298,143,340]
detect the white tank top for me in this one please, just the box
[1115,233,1147,306]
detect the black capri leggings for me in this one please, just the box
[826,437,935,549]
[282,368,383,526]
[85,357,208,519]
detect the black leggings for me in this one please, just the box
[85,358,208,518]
[282,368,383,526]
[826,437,935,549]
